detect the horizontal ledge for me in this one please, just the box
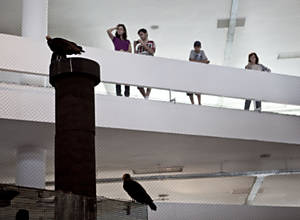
[45,169,300,185]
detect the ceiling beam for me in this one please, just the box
[45,169,300,185]
[245,175,265,205]
[218,0,240,106]
[223,0,239,66]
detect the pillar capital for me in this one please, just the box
[49,58,101,87]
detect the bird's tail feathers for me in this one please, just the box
[149,202,157,211]
[78,46,85,52]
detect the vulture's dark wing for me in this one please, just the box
[47,38,66,53]
[49,38,84,55]
[63,40,84,55]
[123,180,153,205]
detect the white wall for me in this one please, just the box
[149,202,300,220]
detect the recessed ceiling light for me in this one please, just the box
[277,51,300,59]
[260,153,271,158]
[132,166,183,174]
[158,194,169,198]
[150,25,159,30]
[157,194,169,201]
[217,18,246,28]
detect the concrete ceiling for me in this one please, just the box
[96,127,300,172]
[0,118,300,205]
[0,0,300,76]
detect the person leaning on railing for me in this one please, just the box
[244,52,271,112]
[134,28,156,99]
[187,41,210,105]
[107,24,132,97]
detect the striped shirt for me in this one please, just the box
[136,40,156,56]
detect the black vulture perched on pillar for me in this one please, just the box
[122,173,157,211]
[46,36,85,62]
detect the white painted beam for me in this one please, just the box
[223,0,239,66]
[45,170,300,185]
[245,176,265,205]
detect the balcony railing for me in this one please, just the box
[0,33,300,116]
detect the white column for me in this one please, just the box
[21,0,49,86]
[22,0,48,41]
[18,4,48,189]
[16,146,46,188]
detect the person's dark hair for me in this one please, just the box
[138,28,147,34]
[115,24,127,40]
[248,52,259,64]
[194,41,201,48]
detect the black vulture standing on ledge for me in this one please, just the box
[46,36,85,62]
[122,173,157,211]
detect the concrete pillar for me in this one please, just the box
[16,146,46,188]
[49,58,100,220]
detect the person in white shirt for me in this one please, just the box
[187,41,210,105]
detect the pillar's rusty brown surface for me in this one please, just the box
[49,58,100,219]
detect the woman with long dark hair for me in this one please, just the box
[244,52,271,111]
[107,24,132,97]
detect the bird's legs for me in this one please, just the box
[51,53,67,63]
[126,204,131,215]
